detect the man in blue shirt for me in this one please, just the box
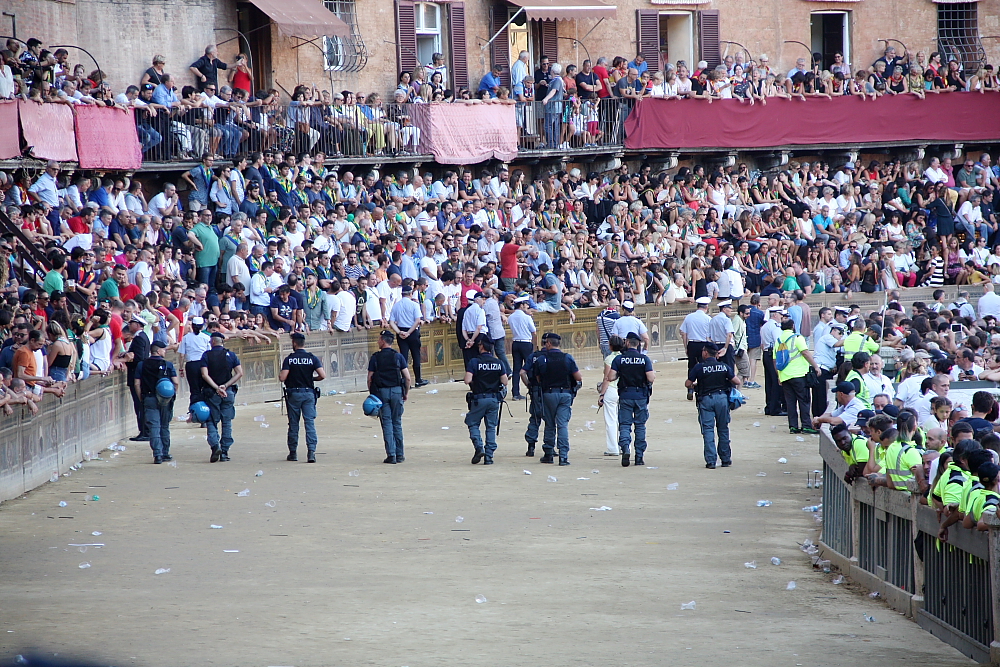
[741,300,764,389]
[627,53,648,76]
[478,65,504,98]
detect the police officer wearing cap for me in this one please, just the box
[177,315,212,418]
[761,306,787,416]
[124,316,151,441]
[813,322,845,416]
[813,381,865,430]
[199,332,244,462]
[519,334,550,457]
[602,331,655,467]
[685,341,741,468]
[281,332,326,463]
[460,290,487,366]
[531,332,583,465]
[611,300,650,350]
[135,340,179,464]
[509,295,536,400]
[465,335,509,465]
[710,300,736,370]
[368,330,411,464]
[679,296,713,400]
[390,284,429,388]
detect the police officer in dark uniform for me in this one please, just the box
[368,330,411,464]
[602,331,655,467]
[125,316,151,441]
[531,332,583,466]
[134,340,179,464]
[685,342,741,469]
[465,335,509,465]
[280,332,327,463]
[519,334,551,458]
[199,332,244,462]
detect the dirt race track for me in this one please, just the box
[0,362,977,667]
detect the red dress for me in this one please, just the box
[232,68,252,93]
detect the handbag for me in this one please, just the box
[804,367,820,389]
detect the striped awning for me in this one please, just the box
[508,0,618,21]
[246,0,351,37]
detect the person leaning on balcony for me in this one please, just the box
[478,64,503,99]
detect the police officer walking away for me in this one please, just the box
[281,332,326,462]
[761,306,787,416]
[199,332,244,462]
[601,331,655,467]
[368,330,411,464]
[508,295,536,400]
[685,342,741,469]
[389,284,429,388]
[531,332,582,466]
[519,335,549,457]
[679,296,712,400]
[135,340,179,464]
[465,335,509,465]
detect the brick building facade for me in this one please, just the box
[3,0,998,103]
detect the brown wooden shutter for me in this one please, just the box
[636,10,660,73]
[449,2,469,90]
[540,19,558,62]
[489,6,511,87]
[698,10,721,68]
[396,0,418,74]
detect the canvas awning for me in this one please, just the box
[507,0,617,21]
[247,0,352,37]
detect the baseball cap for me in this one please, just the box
[835,381,856,395]
[542,332,561,341]
[290,332,306,342]
[150,340,167,350]
[401,285,413,294]
[210,331,226,340]
[626,331,641,341]
[855,409,876,427]
[703,341,719,353]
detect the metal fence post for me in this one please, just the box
[987,512,1000,667]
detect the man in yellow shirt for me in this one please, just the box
[774,319,820,434]
[831,422,868,483]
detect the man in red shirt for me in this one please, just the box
[67,207,94,235]
[458,265,477,309]
[498,231,531,292]
[593,57,612,98]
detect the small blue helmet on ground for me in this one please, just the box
[191,401,211,422]
[363,394,383,417]
[156,378,175,399]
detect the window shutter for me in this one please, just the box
[540,19,558,62]
[396,0,418,74]
[449,2,469,90]
[636,10,660,73]
[489,6,511,87]
[698,10,721,68]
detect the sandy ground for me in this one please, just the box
[0,362,976,667]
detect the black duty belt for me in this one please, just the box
[287,387,314,392]
[472,393,501,400]
[542,388,572,393]
[698,389,728,398]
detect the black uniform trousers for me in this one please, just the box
[811,368,834,417]
[128,373,146,437]
[686,341,707,371]
[762,349,786,415]
[397,330,422,382]
[185,360,204,410]
[782,376,812,430]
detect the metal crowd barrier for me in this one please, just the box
[819,430,999,665]
[514,98,631,153]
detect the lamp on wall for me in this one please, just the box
[721,40,752,64]
[49,44,102,81]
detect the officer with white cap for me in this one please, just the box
[460,289,487,366]
[761,306,787,416]
[679,296,713,400]
[611,300,649,350]
[177,315,212,421]
[709,300,736,370]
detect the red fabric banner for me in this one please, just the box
[624,93,1000,151]
[17,100,78,162]
[0,101,19,160]
[74,106,142,170]
[409,103,518,164]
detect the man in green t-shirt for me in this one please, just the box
[97,264,128,302]
[42,254,66,295]
[192,208,220,293]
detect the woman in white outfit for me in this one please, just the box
[598,335,624,456]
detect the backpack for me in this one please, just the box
[774,333,801,371]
